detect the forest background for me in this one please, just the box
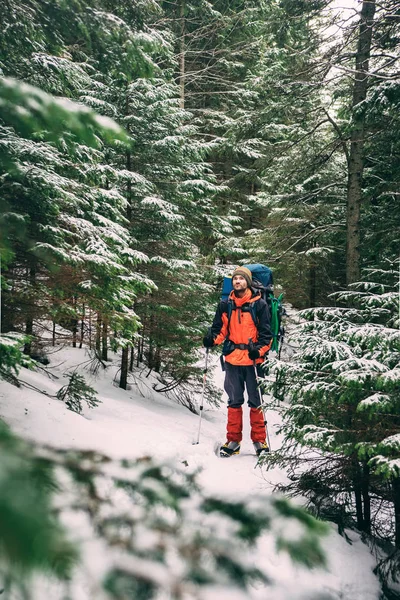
[0,0,400,597]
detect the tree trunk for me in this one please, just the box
[154,345,161,373]
[52,321,56,347]
[102,318,108,361]
[23,266,36,356]
[179,0,185,108]
[361,462,371,534]
[88,309,92,349]
[353,459,365,530]
[148,336,154,369]
[354,482,364,530]
[345,0,376,285]
[148,315,155,368]
[137,336,143,367]
[119,346,129,390]
[126,148,132,222]
[129,345,134,372]
[79,303,85,349]
[24,315,34,355]
[309,263,316,307]
[393,477,400,548]
[72,296,78,348]
[96,314,101,354]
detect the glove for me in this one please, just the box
[248,348,260,360]
[203,334,214,348]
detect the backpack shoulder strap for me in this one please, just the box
[226,298,234,337]
[225,296,265,328]
[219,298,233,317]
[248,296,268,327]
[249,302,258,326]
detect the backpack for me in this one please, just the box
[221,263,285,354]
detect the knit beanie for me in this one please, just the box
[232,266,252,288]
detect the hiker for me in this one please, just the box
[203,266,272,457]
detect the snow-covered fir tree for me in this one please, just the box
[263,264,400,552]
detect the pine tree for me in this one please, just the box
[56,371,99,413]
[0,2,159,360]
[263,264,400,547]
[0,75,132,347]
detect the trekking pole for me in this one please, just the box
[193,346,209,445]
[277,299,286,360]
[278,326,285,360]
[249,338,271,451]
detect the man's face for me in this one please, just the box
[232,275,248,292]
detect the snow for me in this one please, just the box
[0,346,381,600]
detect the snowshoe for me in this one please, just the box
[220,441,240,458]
[253,441,269,457]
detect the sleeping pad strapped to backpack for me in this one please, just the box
[221,263,285,353]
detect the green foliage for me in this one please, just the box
[50,451,327,598]
[0,421,328,599]
[0,0,225,388]
[0,77,129,149]
[0,333,30,381]
[273,497,328,568]
[57,371,100,413]
[263,267,400,541]
[0,422,77,590]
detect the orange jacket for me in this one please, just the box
[211,288,272,366]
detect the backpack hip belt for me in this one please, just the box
[230,342,250,350]
[222,339,252,356]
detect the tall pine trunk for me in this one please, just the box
[126,147,132,222]
[120,346,129,389]
[24,315,34,355]
[179,0,185,108]
[136,335,143,368]
[88,309,92,349]
[102,318,108,361]
[393,477,400,548]
[79,303,85,349]
[352,458,371,533]
[309,263,316,307]
[96,314,101,354]
[352,456,365,530]
[23,265,36,356]
[72,296,78,348]
[346,0,376,285]
[154,345,161,373]
[361,462,371,534]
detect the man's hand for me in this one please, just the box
[203,334,214,348]
[248,348,260,360]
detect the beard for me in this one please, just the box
[233,287,247,297]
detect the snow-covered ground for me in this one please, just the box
[0,345,382,600]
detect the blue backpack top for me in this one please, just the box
[221,263,273,301]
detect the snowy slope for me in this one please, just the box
[0,346,381,600]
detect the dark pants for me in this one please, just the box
[224,362,261,408]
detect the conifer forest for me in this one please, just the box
[0,1,400,599]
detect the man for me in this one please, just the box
[203,266,272,457]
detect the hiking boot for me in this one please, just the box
[220,441,241,458]
[253,441,269,456]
